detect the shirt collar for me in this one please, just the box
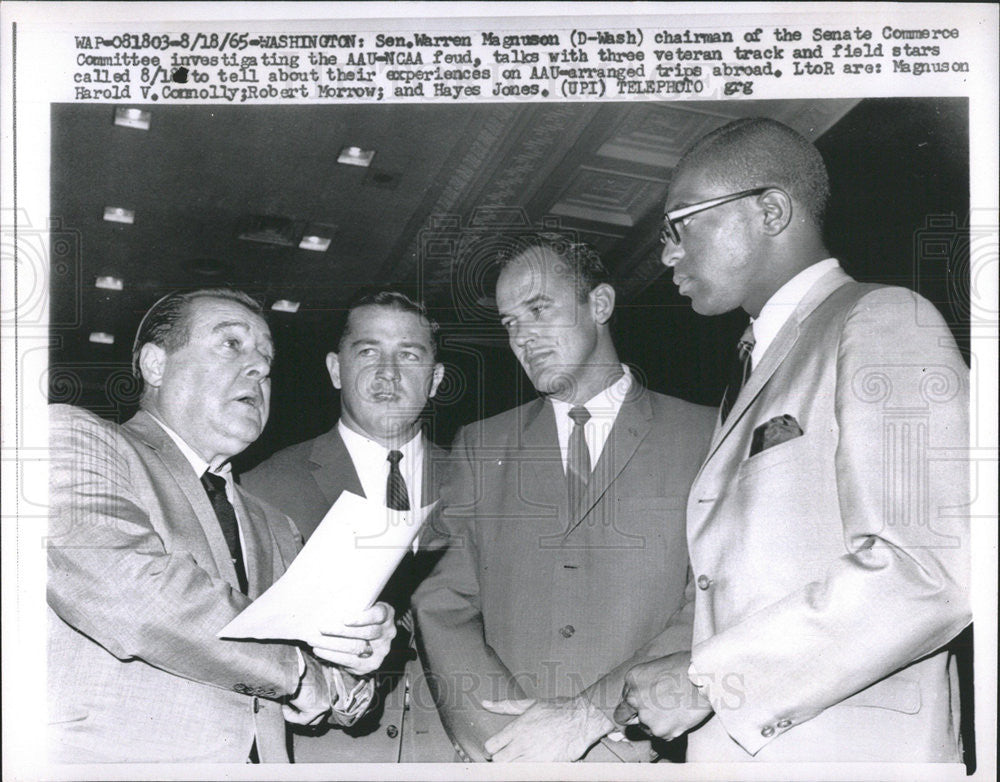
[752,258,840,363]
[550,364,633,420]
[337,419,424,462]
[145,411,224,479]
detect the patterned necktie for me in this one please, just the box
[720,323,756,424]
[386,450,410,511]
[567,405,592,510]
[200,471,248,594]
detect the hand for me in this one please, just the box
[481,695,614,762]
[304,602,396,677]
[614,652,713,740]
[282,651,332,727]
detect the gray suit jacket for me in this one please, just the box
[681,268,971,761]
[242,427,452,762]
[47,405,314,763]
[413,382,715,761]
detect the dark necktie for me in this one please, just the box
[567,405,592,510]
[720,323,756,424]
[200,471,248,594]
[386,450,410,511]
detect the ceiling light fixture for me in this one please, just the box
[95,276,124,290]
[103,206,135,224]
[298,235,331,252]
[337,145,375,167]
[114,107,151,130]
[271,300,300,313]
[89,332,115,345]
[299,222,336,252]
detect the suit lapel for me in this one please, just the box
[518,399,567,520]
[123,411,242,591]
[701,266,854,469]
[563,384,652,538]
[231,489,275,599]
[308,428,365,504]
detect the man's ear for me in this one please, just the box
[589,282,616,326]
[429,362,445,399]
[139,343,167,390]
[325,351,343,390]
[759,188,793,236]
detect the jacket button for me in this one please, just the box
[253,697,260,714]
[696,575,713,590]
[559,625,575,638]
[386,725,399,739]
[761,725,775,737]
[777,718,792,728]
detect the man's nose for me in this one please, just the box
[375,357,400,379]
[509,322,535,348]
[244,349,270,379]
[660,239,683,269]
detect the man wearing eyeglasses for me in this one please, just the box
[615,118,971,762]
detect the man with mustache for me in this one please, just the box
[616,118,971,762]
[413,237,716,762]
[242,290,451,761]
[47,288,395,763]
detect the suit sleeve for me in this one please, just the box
[412,425,529,760]
[46,405,303,701]
[584,568,698,722]
[689,288,972,754]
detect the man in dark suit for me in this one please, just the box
[242,290,451,762]
[47,288,395,763]
[412,237,716,762]
[616,118,970,762]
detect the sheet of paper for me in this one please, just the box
[219,491,436,642]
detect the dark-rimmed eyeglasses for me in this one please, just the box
[660,187,770,245]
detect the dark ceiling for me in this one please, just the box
[48,97,969,463]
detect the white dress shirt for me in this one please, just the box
[751,258,841,368]
[337,420,425,512]
[550,365,633,474]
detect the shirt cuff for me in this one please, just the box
[326,667,374,724]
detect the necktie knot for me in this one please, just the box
[568,405,591,427]
[201,470,227,495]
[737,323,756,364]
[386,450,410,511]
[720,323,756,424]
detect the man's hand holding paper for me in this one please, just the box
[219,491,435,644]
[308,601,396,676]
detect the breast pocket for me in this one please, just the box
[737,433,814,482]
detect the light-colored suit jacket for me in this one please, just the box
[241,427,452,762]
[413,382,715,761]
[47,405,332,763]
[682,267,971,761]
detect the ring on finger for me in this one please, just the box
[359,639,373,659]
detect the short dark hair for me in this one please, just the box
[338,289,440,359]
[131,288,264,394]
[674,117,831,228]
[496,233,611,302]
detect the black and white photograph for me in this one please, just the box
[2,3,996,781]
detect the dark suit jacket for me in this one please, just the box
[412,382,716,760]
[47,406,310,763]
[241,426,450,762]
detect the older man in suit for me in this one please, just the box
[412,237,716,762]
[242,290,451,762]
[616,118,971,762]
[47,288,395,763]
